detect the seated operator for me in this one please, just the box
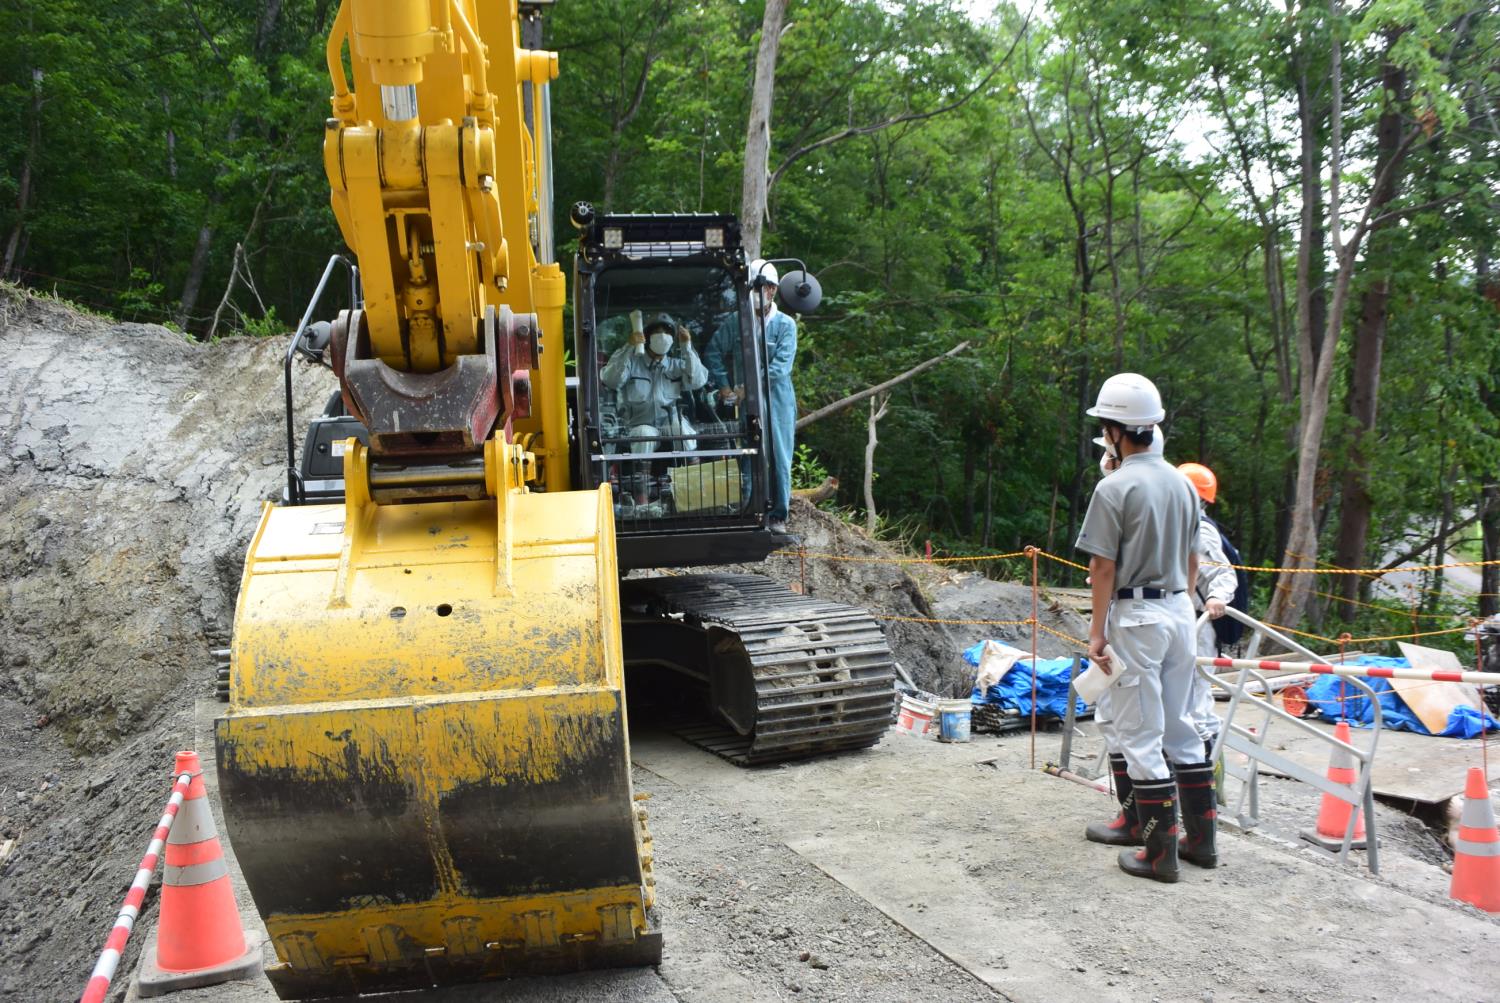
[600,310,708,445]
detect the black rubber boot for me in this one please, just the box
[1086,754,1142,845]
[1117,777,1180,883]
[1175,762,1219,867]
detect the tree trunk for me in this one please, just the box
[1482,482,1500,619]
[2,68,43,280]
[162,92,178,181]
[1331,42,1405,621]
[1258,27,1330,647]
[795,341,968,430]
[961,439,976,537]
[740,0,788,260]
[863,394,890,536]
[1482,252,1499,618]
[982,444,995,549]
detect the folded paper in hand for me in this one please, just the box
[1071,644,1128,705]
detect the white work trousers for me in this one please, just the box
[1189,616,1222,742]
[1098,594,1202,781]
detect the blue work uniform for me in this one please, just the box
[762,307,798,522]
[702,310,739,394]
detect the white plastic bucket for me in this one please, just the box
[936,699,972,743]
[896,693,936,736]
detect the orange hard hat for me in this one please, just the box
[1178,462,1217,503]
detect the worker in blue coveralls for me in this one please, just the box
[750,258,797,534]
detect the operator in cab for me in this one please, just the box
[601,310,709,438]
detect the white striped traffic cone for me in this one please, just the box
[1450,767,1500,913]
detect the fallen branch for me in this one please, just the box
[793,475,839,503]
[1379,510,1484,572]
[795,341,969,430]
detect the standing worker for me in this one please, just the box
[1076,374,1209,882]
[1178,462,1237,764]
[751,258,798,535]
[1084,422,1167,849]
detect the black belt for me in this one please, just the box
[1115,587,1184,600]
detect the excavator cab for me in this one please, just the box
[570,207,782,570]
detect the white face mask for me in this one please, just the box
[648,332,674,356]
[753,286,774,313]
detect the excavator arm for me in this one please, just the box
[321,0,568,483]
[214,3,660,998]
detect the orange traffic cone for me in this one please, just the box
[1300,721,1368,851]
[1450,767,1500,913]
[136,751,262,997]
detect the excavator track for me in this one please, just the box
[621,574,897,764]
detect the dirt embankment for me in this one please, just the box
[0,286,335,999]
[753,505,1092,697]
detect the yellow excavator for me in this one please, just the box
[214,1,895,998]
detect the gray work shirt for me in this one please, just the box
[1076,453,1199,591]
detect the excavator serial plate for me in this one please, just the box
[215,481,658,999]
[621,574,898,763]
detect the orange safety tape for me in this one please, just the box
[1035,622,1091,649]
[1259,620,1475,645]
[1339,624,1475,644]
[1207,558,1500,575]
[779,545,1500,578]
[1309,589,1465,621]
[878,615,1034,627]
[877,614,1091,651]
[770,549,1029,565]
[1035,551,1090,572]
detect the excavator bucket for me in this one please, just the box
[215,448,658,999]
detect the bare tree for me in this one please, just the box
[1331,36,1408,620]
[863,393,891,535]
[1263,0,1442,636]
[3,67,43,280]
[740,0,789,260]
[795,341,969,430]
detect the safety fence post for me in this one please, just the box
[1026,545,1040,770]
[1478,619,1491,777]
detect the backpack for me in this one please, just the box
[1203,514,1250,648]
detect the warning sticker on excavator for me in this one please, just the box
[310,521,344,535]
[331,440,347,456]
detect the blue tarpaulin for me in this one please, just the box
[1305,655,1498,737]
[963,641,1088,719]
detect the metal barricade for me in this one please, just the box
[1203,606,1382,873]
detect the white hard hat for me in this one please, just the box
[1086,373,1165,428]
[749,258,780,288]
[1147,424,1165,456]
[629,424,659,455]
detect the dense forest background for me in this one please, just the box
[2,0,1497,639]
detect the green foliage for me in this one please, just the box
[241,307,284,338]
[2,0,1496,640]
[790,443,830,493]
[117,268,167,321]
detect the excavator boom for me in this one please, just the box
[215,2,658,997]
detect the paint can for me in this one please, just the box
[936,699,972,743]
[896,693,936,737]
